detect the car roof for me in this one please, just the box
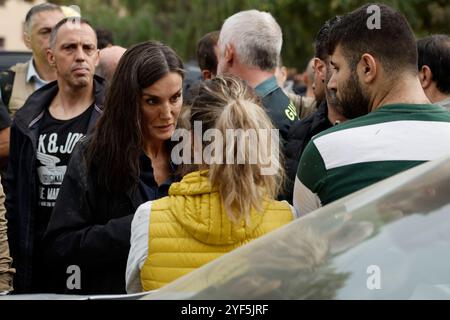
[0,51,32,72]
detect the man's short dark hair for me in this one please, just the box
[50,17,96,49]
[327,4,417,76]
[196,31,220,75]
[25,3,62,32]
[96,28,114,49]
[314,16,340,61]
[417,34,450,94]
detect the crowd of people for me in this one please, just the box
[0,2,449,296]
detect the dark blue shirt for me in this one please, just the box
[138,152,177,201]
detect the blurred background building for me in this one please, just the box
[0,0,45,51]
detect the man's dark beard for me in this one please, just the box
[330,72,370,119]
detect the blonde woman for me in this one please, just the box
[126,75,297,293]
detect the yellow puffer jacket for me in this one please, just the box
[140,171,294,291]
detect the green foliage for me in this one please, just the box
[53,0,450,70]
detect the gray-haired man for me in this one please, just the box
[217,10,297,143]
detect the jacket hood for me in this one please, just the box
[168,170,267,245]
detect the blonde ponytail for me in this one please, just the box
[190,75,284,222]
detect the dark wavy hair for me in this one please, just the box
[327,3,417,75]
[86,41,184,193]
[196,31,219,74]
[314,16,340,61]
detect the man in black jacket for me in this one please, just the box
[283,17,347,203]
[4,17,104,293]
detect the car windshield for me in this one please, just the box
[2,156,449,301]
[140,155,450,300]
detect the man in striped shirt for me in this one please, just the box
[293,4,450,215]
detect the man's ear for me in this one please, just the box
[23,31,32,50]
[419,65,432,89]
[201,70,212,80]
[358,53,377,84]
[47,48,56,68]
[224,43,234,68]
[94,49,100,68]
[313,58,326,83]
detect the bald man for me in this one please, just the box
[96,45,127,83]
[5,17,105,293]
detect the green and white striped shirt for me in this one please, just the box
[293,104,450,215]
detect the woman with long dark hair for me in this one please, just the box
[44,41,184,294]
[126,75,297,293]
